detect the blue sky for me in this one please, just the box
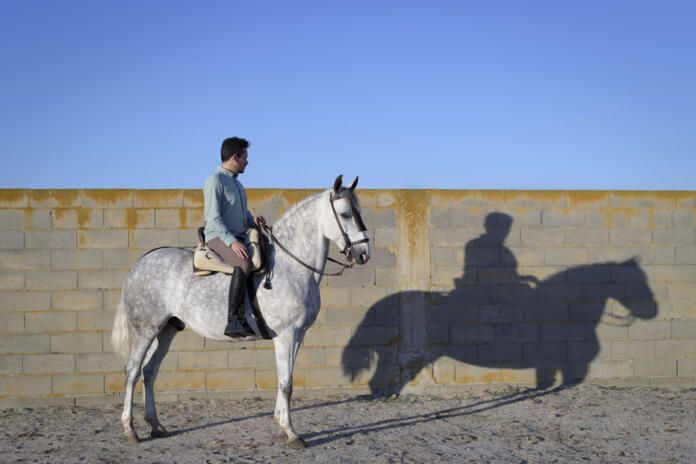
[1,1,694,190]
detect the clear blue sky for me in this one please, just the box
[1,1,694,190]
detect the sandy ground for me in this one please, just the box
[1,384,694,463]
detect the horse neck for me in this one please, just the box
[272,191,330,285]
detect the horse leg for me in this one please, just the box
[121,329,158,443]
[143,324,177,438]
[273,330,305,449]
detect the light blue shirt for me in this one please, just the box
[203,167,254,246]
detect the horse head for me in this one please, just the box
[609,256,658,322]
[323,175,371,265]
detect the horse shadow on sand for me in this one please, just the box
[342,212,659,395]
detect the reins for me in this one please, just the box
[260,223,355,277]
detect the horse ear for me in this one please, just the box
[348,176,359,191]
[333,175,343,193]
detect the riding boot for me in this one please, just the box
[224,267,250,337]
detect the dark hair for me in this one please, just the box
[221,137,250,162]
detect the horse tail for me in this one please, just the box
[111,291,131,360]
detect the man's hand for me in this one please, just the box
[254,216,267,228]
[230,241,248,259]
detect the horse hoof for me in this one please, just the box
[125,431,140,444]
[287,437,306,449]
[151,429,171,439]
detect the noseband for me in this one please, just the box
[260,191,369,284]
[329,189,370,256]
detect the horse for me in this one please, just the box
[111,175,370,449]
[343,258,657,394]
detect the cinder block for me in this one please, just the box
[655,340,696,359]
[540,323,584,342]
[630,210,672,228]
[0,231,24,249]
[544,248,589,266]
[51,250,101,270]
[325,268,375,288]
[0,291,50,311]
[590,359,634,378]
[81,190,133,208]
[431,228,475,247]
[0,190,29,207]
[428,209,450,227]
[630,247,675,265]
[0,355,22,373]
[451,325,495,344]
[671,320,696,339]
[26,231,76,249]
[0,312,24,332]
[523,343,567,361]
[611,341,654,359]
[78,270,127,290]
[53,374,104,394]
[595,324,628,341]
[77,311,115,330]
[226,349,258,368]
[648,377,695,388]
[653,228,694,245]
[478,267,525,284]
[0,250,50,270]
[635,359,676,377]
[0,334,50,354]
[76,353,124,373]
[374,228,397,247]
[154,370,206,391]
[628,320,671,340]
[362,209,396,228]
[29,190,81,208]
[505,247,545,266]
[376,268,397,287]
[129,229,180,249]
[304,326,353,347]
[521,229,565,246]
[155,209,184,228]
[480,305,524,323]
[455,364,500,384]
[654,265,696,283]
[22,354,75,373]
[52,209,103,229]
[323,307,369,325]
[586,209,630,228]
[51,333,102,354]
[0,374,52,395]
[492,285,536,304]
[609,229,652,245]
[26,271,77,290]
[347,287,387,309]
[0,274,22,291]
[669,283,696,301]
[565,228,609,245]
[206,369,255,390]
[134,190,184,208]
[495,324,539,343]
[27,209,54,230]
[676,247,696,264]
[183,208,204,228]
[0,210,25,229]
[169,330,204,351]
[297,347,325,368]
[52,291,103,311]
[177,351,227,369]
[478,343,522,364]
[542,210,585,227]
[25,312,77,332]
[568,342,604,361]
[78,230,128,249]
[305,367,350,387]
[183,190,204,207]
[677,359,696,376]
[102,249,138,269]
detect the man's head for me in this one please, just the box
[221,137,250,174]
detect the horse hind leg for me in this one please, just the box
[143,323,178,438]
[121,327,160,443]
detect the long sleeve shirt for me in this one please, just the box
[203,166,254,246]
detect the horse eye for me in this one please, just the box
[340,212,352,219]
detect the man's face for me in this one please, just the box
[232,149,249,174]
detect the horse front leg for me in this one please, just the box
[273,330,305,449]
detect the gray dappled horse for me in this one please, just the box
[111,176,370,449]
[344,258,657,394]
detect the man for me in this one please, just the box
[203,137,265,337]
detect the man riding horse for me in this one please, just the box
[203,137,266,337]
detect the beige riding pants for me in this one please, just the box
[206,237,250,275]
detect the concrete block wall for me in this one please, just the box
[0,189,695,406]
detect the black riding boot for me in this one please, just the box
[224,267,249,337]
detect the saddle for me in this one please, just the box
[193,227,270,277]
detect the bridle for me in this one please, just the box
[260,190,370,281]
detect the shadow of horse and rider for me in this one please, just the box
[343,212,658,395]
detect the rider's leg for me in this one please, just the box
[206,238,251,337]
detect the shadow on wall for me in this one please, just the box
[342,212,659,395]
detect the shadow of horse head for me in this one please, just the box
[342,254,658,395]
